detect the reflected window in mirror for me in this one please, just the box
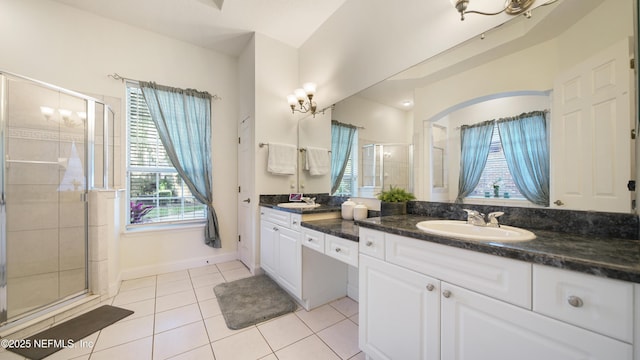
[431,124,447,189]
[331,121,359,196]
[461,111,550,206]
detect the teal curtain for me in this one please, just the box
[331,121,357,194]
[497,111,550,206]
[139,81,221,248]
[456,120,494,203]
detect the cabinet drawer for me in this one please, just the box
[290,214,302,231]
[386,234,531,308]
[301,228,325,253]
[261,207,290,228]
[358,228,385,260]
[533,265,634,343]
[325,235,359,267]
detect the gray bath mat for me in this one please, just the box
[6,305,133,359]
[214,274,297,330]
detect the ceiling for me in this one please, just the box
[51,0,349,56]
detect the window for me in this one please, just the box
[468,123,524,199]
[126,83,206,225]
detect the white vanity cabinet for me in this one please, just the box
[260,207,302,298]
[359,228,634,360]
[260,206,347,310]
[441,282,632,360]
[360,255,441,360]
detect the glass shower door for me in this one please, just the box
[1,76,88,322]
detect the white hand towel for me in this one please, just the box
[267,143,297,175]
[305,146,330,176]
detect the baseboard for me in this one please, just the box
[120,251,238,280]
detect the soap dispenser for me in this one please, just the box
[341,198,355,220]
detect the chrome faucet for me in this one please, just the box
[463,209,505,227]
[463,209,486,226]
[487,211,504,227]
[301,196,316,205]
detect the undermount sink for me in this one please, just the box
[276,202,321,210]
[416,220,536,242]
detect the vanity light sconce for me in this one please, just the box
[450,0,559,21]
[287,82,318,116]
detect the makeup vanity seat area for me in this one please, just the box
[259,206,351,310]
[358,226,638,360]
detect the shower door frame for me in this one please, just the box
[0,71,111,326]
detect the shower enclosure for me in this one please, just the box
[0,72,113,326]
[360,143,413,197]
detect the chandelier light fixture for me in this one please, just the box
[450,0,536,21]
[287,82,317,116]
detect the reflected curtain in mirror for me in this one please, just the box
[140,81,221,248]
[497,111,550,206]
[330,120,357,194]
[456,120,494,203]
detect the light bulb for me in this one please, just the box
[294,88,306,101]
[303,82,317,96]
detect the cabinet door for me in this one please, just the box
[359,255,440,360]
[277,226,302,298]
[259,220,278,275]
[441,283,632,360]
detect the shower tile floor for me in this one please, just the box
[0,260,364,360]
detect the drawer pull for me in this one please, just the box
[366,241,373,246]
[273,227,279,231]
[335,248,342,253]
[292,220,298,225]
[426,284,435,292]
[307,238,313,242]
[442,290,452,298]
[567,295,584,308]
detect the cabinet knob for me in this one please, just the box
[567,295,584,308]
[273,227,279,231]
[292,221,298,225]
[366,241,373,246]
[442,290,452,298]
[426,284,435,292]
[335,248,342,253]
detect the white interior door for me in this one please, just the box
[551,38,633,213]
[237,116,254,272]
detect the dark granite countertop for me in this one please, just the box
[354,215,640,284]
[301,218,360,242]
[259,202,341,215]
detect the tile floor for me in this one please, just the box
[0,260,364,360]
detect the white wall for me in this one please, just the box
[298,110,332,194]
[254,33,302,195]
[333,96,412,144]
[0,0,239,280]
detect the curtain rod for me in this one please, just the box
[332,119,365,129]
[107,73,222,100]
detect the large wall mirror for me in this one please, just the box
[303,0,636,214]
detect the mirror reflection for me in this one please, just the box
[309,0,634,214]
